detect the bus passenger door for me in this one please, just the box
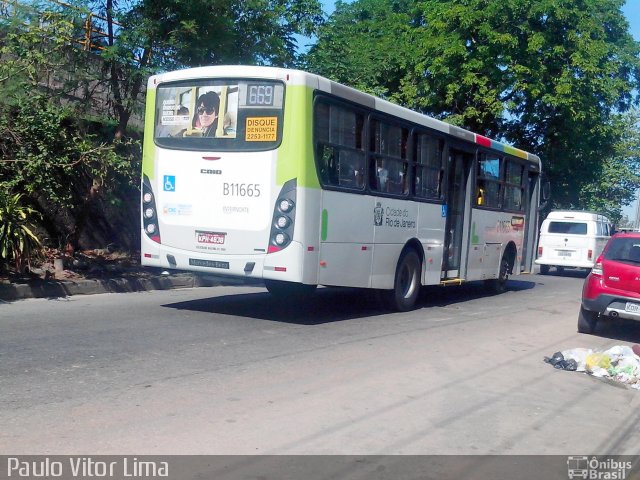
[521,169,540,272]
[443,149,472,279]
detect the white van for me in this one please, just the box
[535,210,612,274]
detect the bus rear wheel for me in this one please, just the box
[264,280,317,299]
[381,249,421,312]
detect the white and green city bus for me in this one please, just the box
[141,66,543,310]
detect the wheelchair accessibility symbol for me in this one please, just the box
[163,175,176,192]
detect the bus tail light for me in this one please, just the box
[142,175,161,243]
[268,179,296,253]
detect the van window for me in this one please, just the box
[548,221,588,235]
[596,222,610,236]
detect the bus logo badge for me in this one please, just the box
[196,230,226,245]
[567,456,589,479]
[374,202,383,226]
[163,175,176,192]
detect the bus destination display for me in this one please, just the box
[247,84,275,106]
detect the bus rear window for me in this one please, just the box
[154,79,284,151]
[548,222,588,234]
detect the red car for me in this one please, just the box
[578,232,640,334]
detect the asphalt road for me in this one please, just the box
[1,271,640,455]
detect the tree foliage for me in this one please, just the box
[0,192,42,273]
[0,0,325,265]
[305,0,640,219]
[302,0,414,98]
[0,94,140,252]
[95,0,324,136]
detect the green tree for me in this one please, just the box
[306,0,640,215]
[0,94,139,251]
[579,109,640,224]
[2,0,324,138]
[0,3,140,254]
[302,0,414,98]
[93,0,324,136]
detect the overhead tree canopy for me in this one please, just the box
[0,0,325,256]
[305,0,640,221]
[90,0,324,136]
[301,0,414,98]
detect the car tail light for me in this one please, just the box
[538,246,543,257]
[592,255,603,276]
[142,175,161,243]
[588,249,593,260]
[268,179,296,253]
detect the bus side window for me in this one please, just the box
[476,182,485,206]
[369,119,408,195]
[314,99,365,191]
[414,133,443,200]
[503,160,524,211]
[338,150,365,189]
[477,153,501,208]
[318,144,339,186]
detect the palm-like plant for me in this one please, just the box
[0,192,42,274]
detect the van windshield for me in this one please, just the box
[548,221,587,235]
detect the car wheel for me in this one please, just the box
[577,306,598,334]
[540,264,550,275]
[380,249,421,311]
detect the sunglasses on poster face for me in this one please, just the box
[197,106,216,115]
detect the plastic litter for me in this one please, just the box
[586,352,611,371]
[544,344,640,390]
[543,351,577,371]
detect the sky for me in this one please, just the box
[316,1,640,223]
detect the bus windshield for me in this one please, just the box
[154,79,285,152]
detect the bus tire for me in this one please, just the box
[381,249,421,311]
[539,264,550,275]
[264,280,317,299]
[485,254,511,294]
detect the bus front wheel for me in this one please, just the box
[381,249,421,312]
[485,254,511,294]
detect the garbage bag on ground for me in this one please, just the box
[544,344,640,390]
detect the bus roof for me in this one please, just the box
[149,65,541,168]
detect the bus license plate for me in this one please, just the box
[625,302,640,313]
[557,250,572,257]
[189,259,229,269]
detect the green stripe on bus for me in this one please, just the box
[321,209,328,241]
[504,144,527,159]
[277,85,320,189]
[142,87,157,180]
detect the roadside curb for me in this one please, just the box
[0,273,260,302]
